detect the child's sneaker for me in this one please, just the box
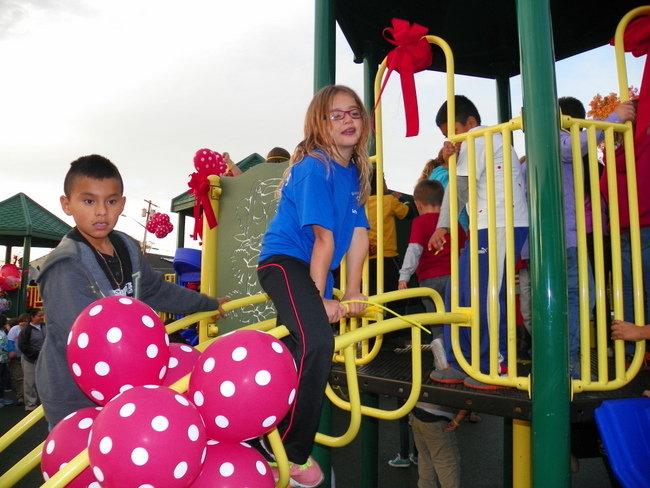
[463,376,502,391]
[387,453,411,467]
[429,366,466,384]
[288,457,324,487]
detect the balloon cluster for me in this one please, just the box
[44,295,298,487]
[0,263,21,291]
[146,212,174,239]
[193,148,228,177]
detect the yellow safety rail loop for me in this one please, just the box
[315,345,363,447]
[615,6,649,364]
[561,109,645,393]
[502,128,518,380]
[446,118,529,390]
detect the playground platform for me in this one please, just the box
[0,390,621,488]
[330,346,650,422]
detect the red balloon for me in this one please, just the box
[88,386,207,488]
[191,441,274,488]
[193,148,228,176]
[67,296,171,405]
[162,343,201,387]
[188,330,298,442]
[0,264,21,291]
[41,407,102,486]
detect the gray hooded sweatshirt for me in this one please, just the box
[36,230,219,427]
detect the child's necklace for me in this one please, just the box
[94,245,124,288]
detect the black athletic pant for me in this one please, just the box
[258,255,335,465]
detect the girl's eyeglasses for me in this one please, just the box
[327,108,363,121]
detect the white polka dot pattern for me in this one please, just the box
[66,296,170,406]
[41,406,103,487]
[187,330,298,443]
[87,386,206,488]
[78,417,94,430]
[131,447,149,466]
[190,441,274,486]
[151,415,169,432]
[89,305,103,316]
[106,327,122,343]
[99,436,112,454]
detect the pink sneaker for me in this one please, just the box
[288,456,324,487]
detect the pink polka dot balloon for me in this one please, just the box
[188,330,298,442]
[193,148,228,176]
[67,296,171,405]
[88,385,207,488]
[162,343,201,387]
[191,441,274,488]
[41,407,102,486]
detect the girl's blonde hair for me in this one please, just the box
[279,85,372,204]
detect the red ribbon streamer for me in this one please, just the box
[376,18,432,137]
[187,172,217,240]
[612,16,650,141]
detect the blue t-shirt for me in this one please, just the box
[259,154,369,297]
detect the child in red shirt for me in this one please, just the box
[398,179,466,370]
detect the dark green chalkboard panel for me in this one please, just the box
[216,162,288,333]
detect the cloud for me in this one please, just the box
[0,0,92,39]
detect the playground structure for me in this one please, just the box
[1,3,650,488]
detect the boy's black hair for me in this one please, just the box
[558,97,586,119]
[413,179,444,207]
[27,309,41,320]
[435,95,482,127]
[64,154,123,197]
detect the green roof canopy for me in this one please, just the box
[0,193,72,247]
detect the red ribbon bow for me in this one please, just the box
[612,16,650,142]
[187,172,217,240]
[376,18,433,137]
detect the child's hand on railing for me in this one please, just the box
[428,228,448,252]
[213,297,229,320]
[323,298,347,323]
[398,280,408,290]
[341,292,368,317]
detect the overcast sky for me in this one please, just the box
[0,1,645,261]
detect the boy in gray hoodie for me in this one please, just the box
[37,154,225,428]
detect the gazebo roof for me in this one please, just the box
[0,193,72,248]
[335,0,648,79]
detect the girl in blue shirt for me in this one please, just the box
[257,85,371,486]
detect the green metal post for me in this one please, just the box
[17,236,31,313]
[176,214,185,250]
[363,47,379,155]
[314,0,335,92]
[359,392,378,488]
[496,73,514,488]
[516,1,570,487]
[313,2,335,484]
[496,75,512,122]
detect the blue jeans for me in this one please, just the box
[446,227,528,373]
[621,227,650,324]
